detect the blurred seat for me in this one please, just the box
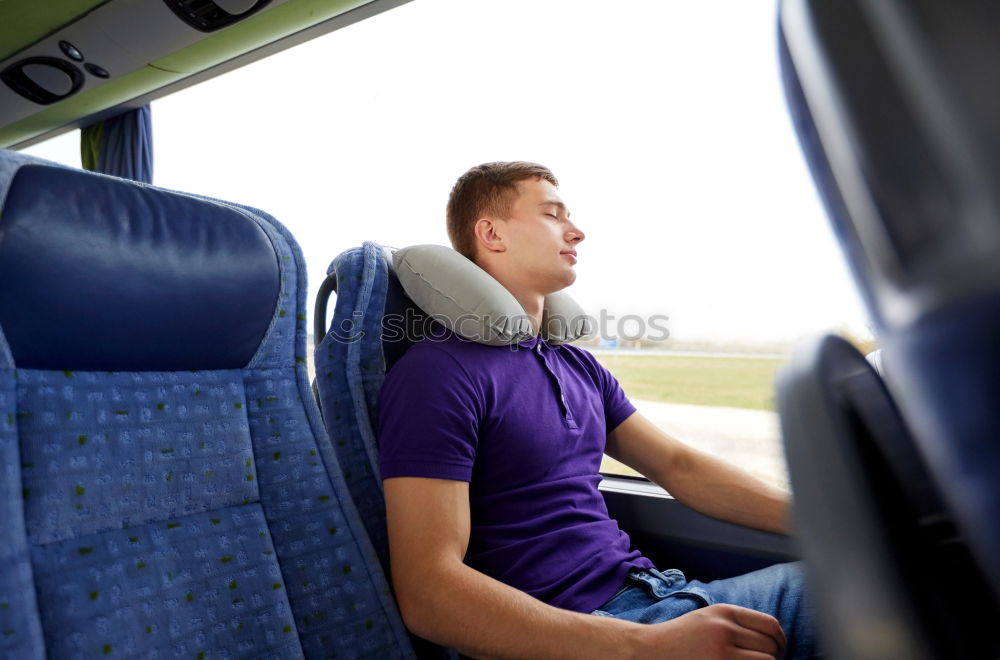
[778,335,999,659]
[779,0,1000,655]
[0,150,414,659]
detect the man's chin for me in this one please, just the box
[543,272,577,295]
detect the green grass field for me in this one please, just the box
[593,354,789,411]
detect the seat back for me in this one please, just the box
[780,0,1000,606]
[778,335,1000,660]
[314,242,455,660]
[312,242,434,570]
[0,151,414,659]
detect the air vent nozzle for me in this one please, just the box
[163,0,272,32]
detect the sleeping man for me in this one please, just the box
[378,162,817,659]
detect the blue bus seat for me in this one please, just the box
[312,242,454,660]
[779,0,1000,656]
[777,335,1000,659]
[0,151,414,659]
[312,242,435,571]
[314,243,390,572]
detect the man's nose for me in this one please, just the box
[567,224,585,243]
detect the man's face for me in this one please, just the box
[495,177,585,295]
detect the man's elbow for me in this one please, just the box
[391,565,445,640]
[393,585,427,637]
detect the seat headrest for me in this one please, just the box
[0,161,280,370]
[391,244,592,346]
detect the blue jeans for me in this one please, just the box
[592,563,817,659]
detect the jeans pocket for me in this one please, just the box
[626,587,714,625]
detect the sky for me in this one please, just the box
[23,0,872,345]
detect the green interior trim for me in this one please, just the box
[0,0,376,148]
[0,0,108,61]
[155,0,372,73]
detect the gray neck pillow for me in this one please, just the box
[391,244,593,346]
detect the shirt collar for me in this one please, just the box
[517,335,544,349]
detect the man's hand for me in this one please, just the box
[637,604,787,659]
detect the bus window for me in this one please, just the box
[21,129,79,167]
[18,0,871,493]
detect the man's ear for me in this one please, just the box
[474,217,507,254]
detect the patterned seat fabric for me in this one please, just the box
[314,243,455,660]
[0,150,414,659]
[314,244,396,571]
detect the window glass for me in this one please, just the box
[20,129,80,167]
[149,2,870,346]
[15,1,873,492]
[594,352,790,488]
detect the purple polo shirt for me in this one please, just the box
[378,331,653,613]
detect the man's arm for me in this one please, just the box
[385,476,787,659]
[605,413,791,535]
